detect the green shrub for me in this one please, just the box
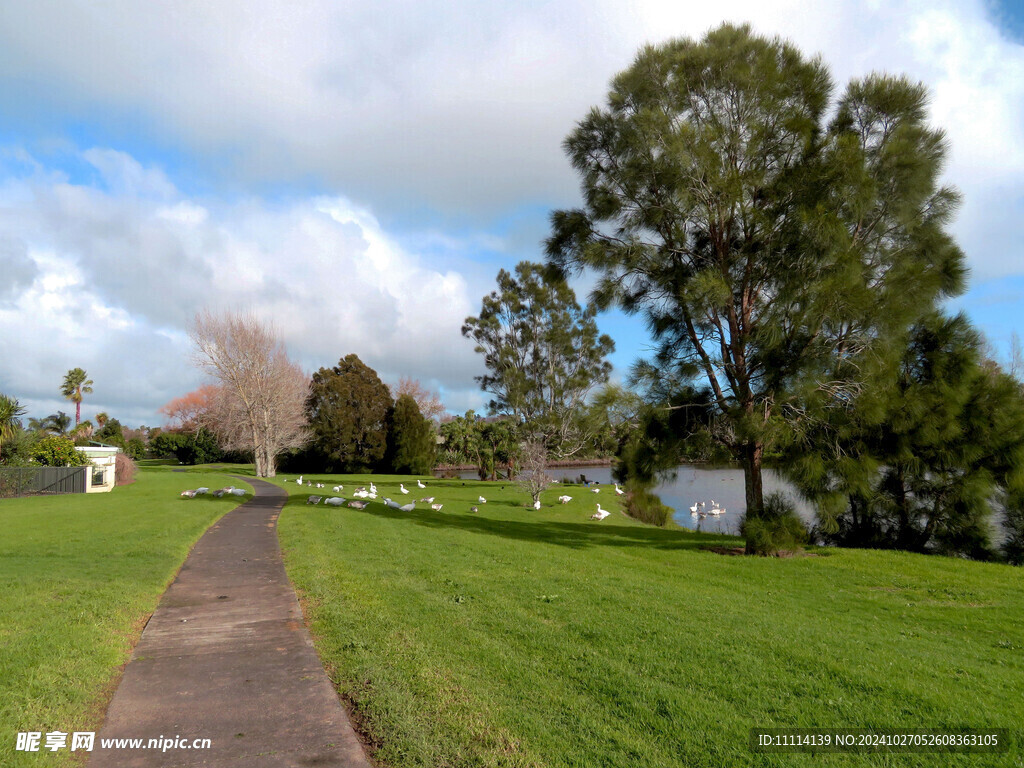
[31,436,92,467]
[624,482,673,526]
[741,492,808,555]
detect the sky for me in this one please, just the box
[0,0,1022,427]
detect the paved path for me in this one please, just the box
[90,477,372,768]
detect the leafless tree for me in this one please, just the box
[1010,331,1023,384]
[189,310,309,477]
[391,376,446,422]
[515,439,552,505]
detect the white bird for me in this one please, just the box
[307,495,322,505]
[417,479,426,489]
[229,488,245,496]
[533,499,541,510]
[591,504,610,520]
[180,489,196,498]
[370,482,377,494]
[708,506,725,516]
[592,488,600,494]
[324,497,345,506]
[297,475,303,485]
[558,495,572,504]
[399,502,415,512]
[710,499,716,507]
[316,483,324,488]
[689,503,700,513]
[333,485,343,492]
[478,496,487,504]
[400,484,409,494]
[614,483,624,496]
[196,487,209,494]
[431,503,443,511]
[353,489,368,499]
[385,498,401,509]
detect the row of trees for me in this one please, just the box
[162,314,439,477]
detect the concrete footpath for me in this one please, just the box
[89,477,372,768]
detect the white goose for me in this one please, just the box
[591,503,610,520]
[400,483,409,494]
[417,479,426,489]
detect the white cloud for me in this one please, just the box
[0,148,487,422]
[0,0,1020,282]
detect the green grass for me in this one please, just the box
[277,473,1024,767]
[0,467,252,767]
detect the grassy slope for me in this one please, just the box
[0,467,251,767]
[277,473,1024,768]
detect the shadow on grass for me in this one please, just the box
[293,497,736,552]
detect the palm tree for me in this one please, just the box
[95,412,109,429]
[0,393,27,464]
[60,368,94,426]
[42,411,72,436]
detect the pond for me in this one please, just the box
[449,464,817,533]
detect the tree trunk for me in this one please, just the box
[742,441,765,555]
[75,400,81,426]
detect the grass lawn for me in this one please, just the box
[0,466,252,767]
[276,473,1024,767]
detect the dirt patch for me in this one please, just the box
[703,546,819,558]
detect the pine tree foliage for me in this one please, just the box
[462,261,613,456]
[306,354,393,472]
[387,394,436,475]
[785,313,1024,558]
[547,24,965,529]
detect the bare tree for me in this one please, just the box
[391,377,446,422]
[515,439,552,506]
[1010,331,1023,384]
[189,310,309,477]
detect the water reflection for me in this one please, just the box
[448,464,816,531]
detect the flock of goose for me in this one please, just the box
[179,486,246,498]
[180,475,620,521]
[689,499,726,518]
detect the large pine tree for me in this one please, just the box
[306,354,392,472]
[547,24,965,540]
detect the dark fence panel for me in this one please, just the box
[0,466,87,498]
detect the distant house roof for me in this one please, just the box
[76,442,121,455]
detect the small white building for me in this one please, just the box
[75,443,121,493]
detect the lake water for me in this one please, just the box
[452,464,816,533]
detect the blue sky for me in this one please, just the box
[0,0,1022,426]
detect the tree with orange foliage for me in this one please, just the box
[159,384,221,433]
